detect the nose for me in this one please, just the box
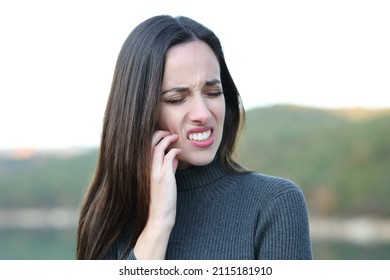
[187,96,212,124]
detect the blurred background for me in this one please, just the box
[1,0,389,259]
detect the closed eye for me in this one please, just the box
[206,91,223,97]
[164,97,186,104]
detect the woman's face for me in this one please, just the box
[158,40,225,169]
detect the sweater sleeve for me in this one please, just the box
[125,249,137,260]
[103,240,137,260]
[255,186,313,260]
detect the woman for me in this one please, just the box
[77,15,312,260]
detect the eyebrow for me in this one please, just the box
[205,79,221,86]
[161,79,221,95]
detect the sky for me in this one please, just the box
[0,0,389,150]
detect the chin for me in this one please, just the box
[178,152,216,169]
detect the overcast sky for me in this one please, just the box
[1,0,389,149]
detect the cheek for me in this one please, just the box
[157,107,178,131]
[220,105,226,122]
[214,98,226,125]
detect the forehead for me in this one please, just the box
[162,40,220,88]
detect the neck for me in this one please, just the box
[175,157,227,192]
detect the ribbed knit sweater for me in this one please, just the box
[107,158,313,260]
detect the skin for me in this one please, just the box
[134,40,226,259]
[158,40,225,169]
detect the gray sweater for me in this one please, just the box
[109,158,313,260]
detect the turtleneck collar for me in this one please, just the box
[175,157,228,192]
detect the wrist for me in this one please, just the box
[133,219,174,260]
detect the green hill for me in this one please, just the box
[236,105,390,217]
[0,105,389,217]
[0,150,97,208]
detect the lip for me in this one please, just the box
[186,126,215,148]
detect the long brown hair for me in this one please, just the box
[77,15,245,259]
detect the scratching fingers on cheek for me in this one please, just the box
[152,130,171,147]
[152,133,178,161]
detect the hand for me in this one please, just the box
[134,130,181,259]
[149,130,181,226]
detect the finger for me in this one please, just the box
[151,130,174,169]
[152,133,179,172]
[163,148,181,173]
[153,134,179,156]
[151,130,171,147]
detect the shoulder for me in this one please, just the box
[226,170,307,210]
[233,170,302,196]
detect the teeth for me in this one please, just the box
[188,130,211,141]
